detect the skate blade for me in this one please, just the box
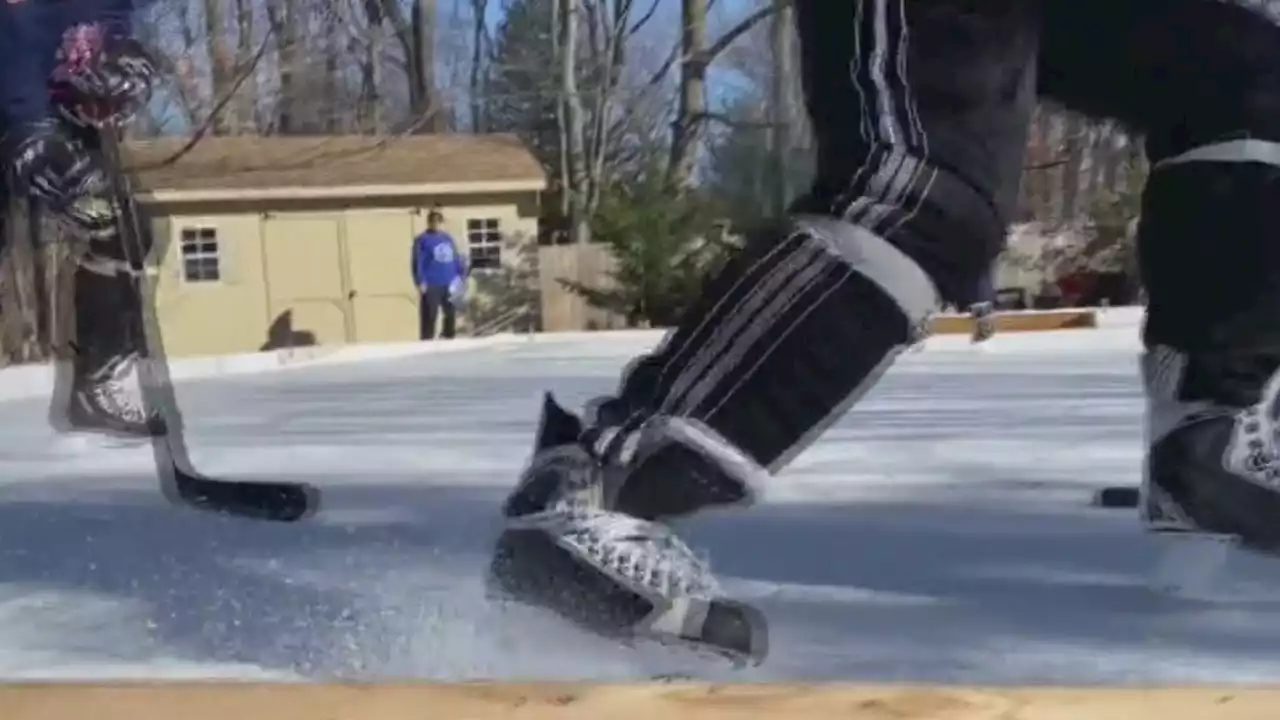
[487,583,767,669]
[639,629,758,669]
[638,596,768,669]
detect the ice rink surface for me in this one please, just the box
[3,321,1280,683]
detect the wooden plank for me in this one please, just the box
[929,310,1097,335]
[4,683,1278,720]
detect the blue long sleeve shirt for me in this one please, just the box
[411,230,466,288]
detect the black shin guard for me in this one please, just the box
[606,216,938,473]
[574,1,1042,521]
[1039,0,1280,407]
[590,0,1043,480]
[1140,155,1280,409]
[71,263,141,375]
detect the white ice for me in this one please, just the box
[3,315,1280,683]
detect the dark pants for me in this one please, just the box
[1037,0,1280,406]
[419,285,456,340]
[594,0,1280,473]
[797,0,1280,405]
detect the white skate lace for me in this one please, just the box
[512,504,721,601]
[90,354,149,424]
[1224,361,1280,488]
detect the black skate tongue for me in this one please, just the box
[535,393,584,451]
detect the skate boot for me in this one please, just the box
[970,301,995,344]
[52,349,165,439]
[487,394,768,666]
[1142,346,1280,552]
[49,260,164,439]
[490,211,943,667]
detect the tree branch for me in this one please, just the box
[640,0,783,92]
[144,25,277,169]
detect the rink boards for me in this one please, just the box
[5,683,1280,719]
[928,308,1097,334]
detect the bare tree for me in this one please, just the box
[667,0,705,192]
[766,0,793,215]
[666,0,778,191]
[558,0,590,242]
[468,0,491,131]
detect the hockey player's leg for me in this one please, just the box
[491,0,1040,662]
[970,269,996,344]
[50,262,165,438]
[1041,0,1280,550]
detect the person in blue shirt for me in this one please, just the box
[411,209,467,339]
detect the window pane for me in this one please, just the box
[183,258,202,280]
[199,241,218,254]
[466,219,482,231]
[181,241,198,256]
[470,247,500,269]
[483,219,499,231]
[203,262,221,282]
[199,228,217,240]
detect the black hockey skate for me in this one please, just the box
[970,301,995,344]
[487,394,768,667]
[1141,346,1280,553]
[50,349,165,439]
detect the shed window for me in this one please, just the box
[466,218,502,270]
[180,227,221,283]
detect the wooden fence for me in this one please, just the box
[537,244,627,332]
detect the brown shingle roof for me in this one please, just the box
[122,133,546,193]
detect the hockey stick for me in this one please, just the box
[98,131,319,522]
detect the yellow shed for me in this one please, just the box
[123,134,545,358]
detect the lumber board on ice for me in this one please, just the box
[929,309,1097,334]
[4,682,1278,720]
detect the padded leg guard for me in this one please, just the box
[604,215,939,475]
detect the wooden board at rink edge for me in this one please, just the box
[928,309,1097,335]
[6,683,1280,720]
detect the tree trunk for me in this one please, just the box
[468,0,489,132]
[233,0,257,132]
[767,0,793,217]
[1101,128,1124,196]
[1034,108,1058,222]
[411,0,444,130]
[265,0,300,133]
[203,0,234,134]
[559,0,590,243]
[667,0,707,193]
[1059,113,1086,223]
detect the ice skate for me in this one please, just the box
[487,394,768,666]
[50,349,165,440]
[970,301,995,345]
[1141,346,1280,556]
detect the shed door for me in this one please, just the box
[262,213,349,347]
[344,209,419,343]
